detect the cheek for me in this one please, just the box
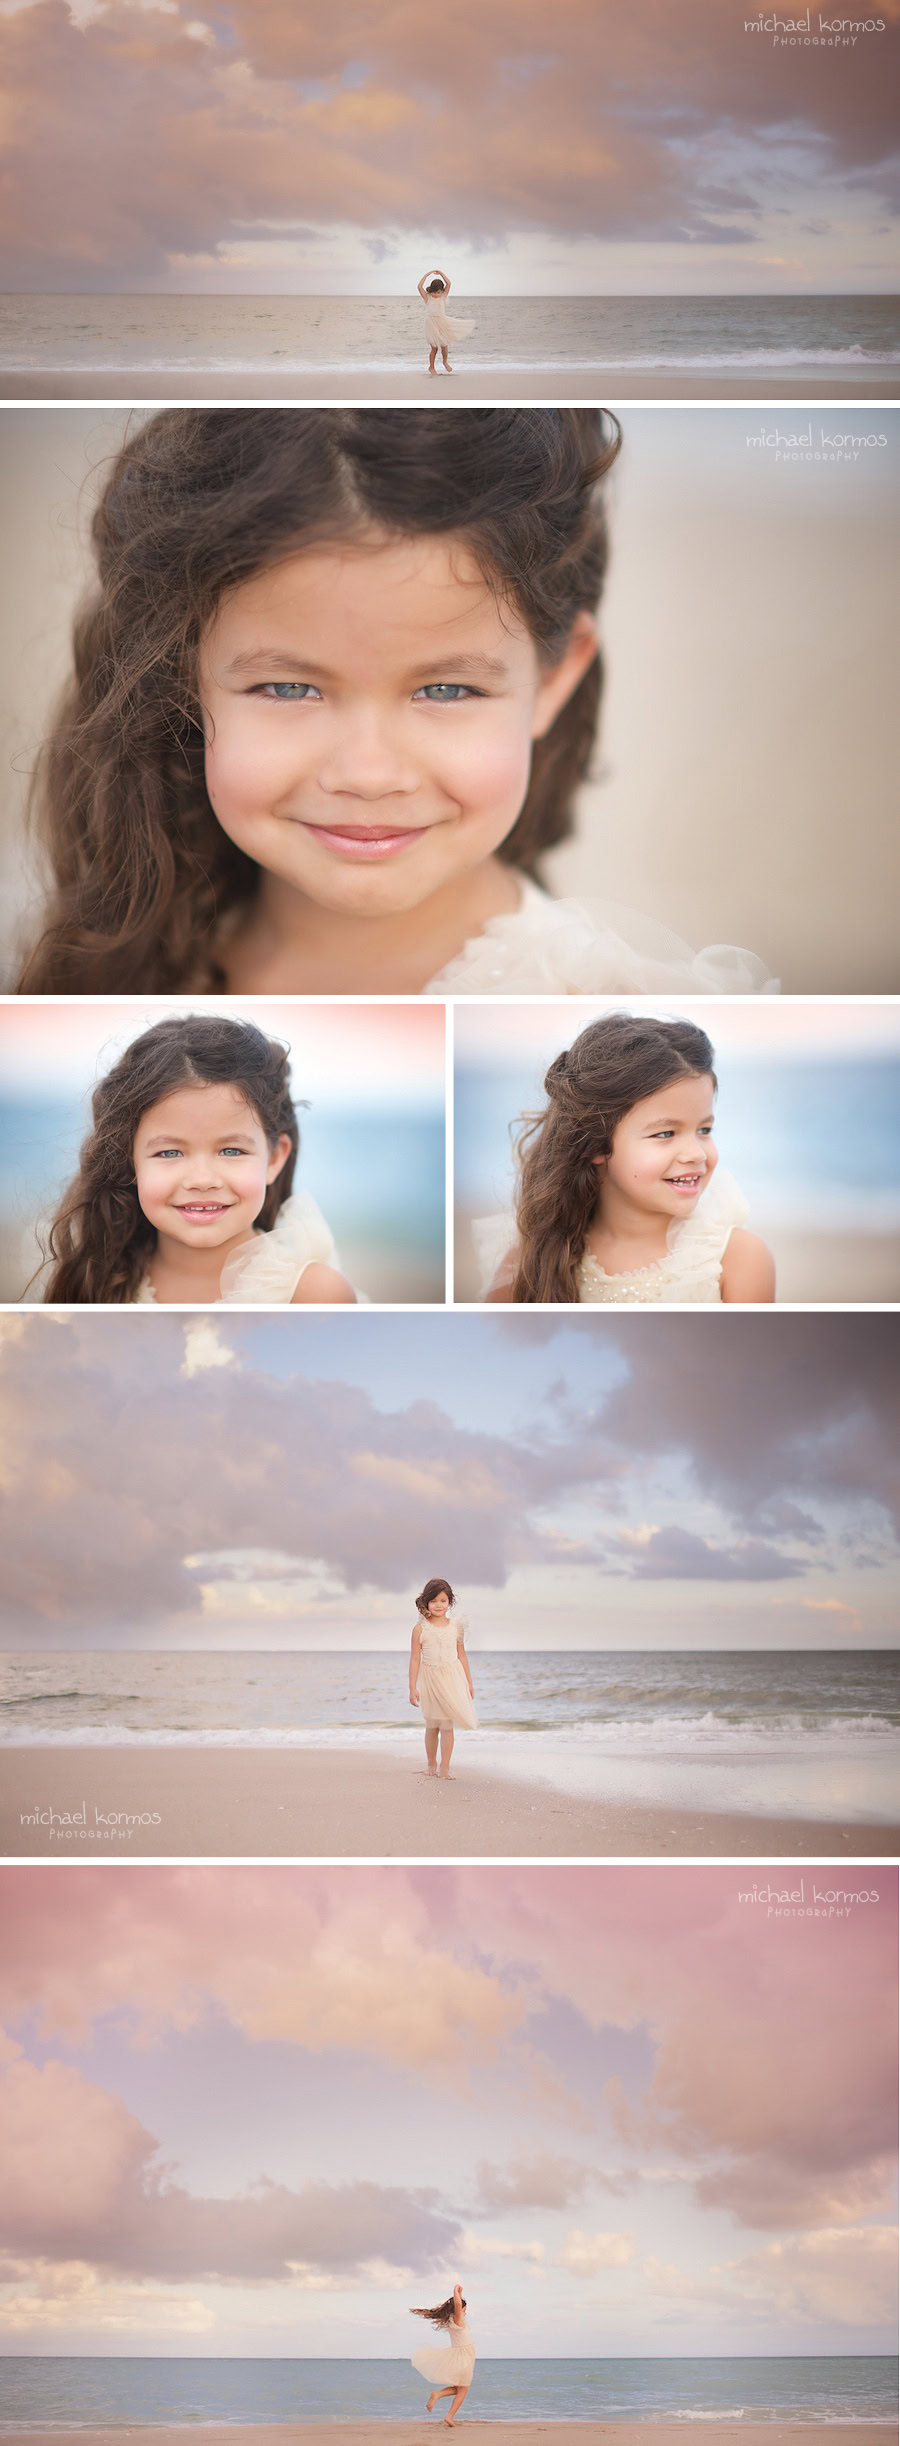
[204,704,306,819]
[434,712,533,824]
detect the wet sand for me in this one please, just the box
[3,1746,895,1858]
[1,2426,895,2446]
[3,372,898,402]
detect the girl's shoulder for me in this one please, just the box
[219,1192,345,1304]
[424,876,776,996]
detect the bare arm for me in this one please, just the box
[291,1263,357,1306]
[409,1621,422,1704]
[720,1228,776,1305]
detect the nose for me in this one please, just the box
[317,704,420,801]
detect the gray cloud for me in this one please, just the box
[630,1528,805,1582]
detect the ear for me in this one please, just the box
[265,1133,293,1184]
[531,612,598,740]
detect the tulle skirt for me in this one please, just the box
[425,306,475,345]
[412,2330,476,2387]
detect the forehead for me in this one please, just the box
[626,1073,715,1125]
[203,530,531,664]
[134,1080,260,1137]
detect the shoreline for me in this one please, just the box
[2,373,898,403]
[0,2427,895,2444]
[2,1745,896,1858]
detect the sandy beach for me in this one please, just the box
[3,1746,896,1858]
[1,2428,895,2446]
[3,372,898,403]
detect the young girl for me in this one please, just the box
[409,1580,477,1777]
[37,1013,357,1305]
[478,1013,775,1304]
[411,2283,475,2425]
[416,270,475,375]
[18,408,772,999]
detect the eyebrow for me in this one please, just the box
[223,648,512,682]
[141,1130,256,1149]
[643,1111,716,1128]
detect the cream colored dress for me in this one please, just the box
[473,1169,749,1306]
[425,875,775,995]
[133,1190,360,1304]
[416,1615,478,1729]
[423,296,475,346]
[412,2317,476,2389]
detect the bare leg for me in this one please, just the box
[439,1726,455,1777]
[441,346,454,373]
[427,2388,456,2410]
[424,1726,439,1776]
[428,345,439,376]
[445,2386,469,2424]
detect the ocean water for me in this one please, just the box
[453,1052,900,1235]
[4,1649,899,1823]
[0,2353,896,2428]
[2,293,899,378]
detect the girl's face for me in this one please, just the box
[198,533,596,918]
[599,1073,718,1217]
[132,1081,292,1251]
[428,1590,451,1616]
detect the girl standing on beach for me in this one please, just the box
[416,270,476,375]
[409,1581,477,1777]
[36,1012,357,1305]
[411,2282,475,2423]
[479,1013,775,1305]
[17,408,772,999]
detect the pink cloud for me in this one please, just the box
[0,2046,457,2279]
[0,1864,895,2244]
[0,0,897,283]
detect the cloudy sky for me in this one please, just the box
[1,0,899,292]
[0,1864,895,2358]
[1,1309,897,1648]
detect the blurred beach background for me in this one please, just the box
[0,405,896,994]
[452,1000,900,1304]
[0,998,446,1303]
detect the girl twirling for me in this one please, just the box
[411,2283,476,2424]
[416,270,475,375]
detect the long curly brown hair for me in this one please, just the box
[38,1012,300,1303]
[411,2294,465,2329]
[510,1013,717,1304]
[18,406,620,993]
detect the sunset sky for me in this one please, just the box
[1,0,899,292]
[0,1863,895,2356]
[1,1308,897,1647]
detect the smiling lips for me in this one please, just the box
[663,1172,705,1195]
[175,1202,235,1218]
[301,820,429,860]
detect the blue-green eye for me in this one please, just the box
[257,681,319,700]
[414,682,477,702]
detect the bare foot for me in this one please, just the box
[438,1769,454,1780]
[426,2394,439,2412]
